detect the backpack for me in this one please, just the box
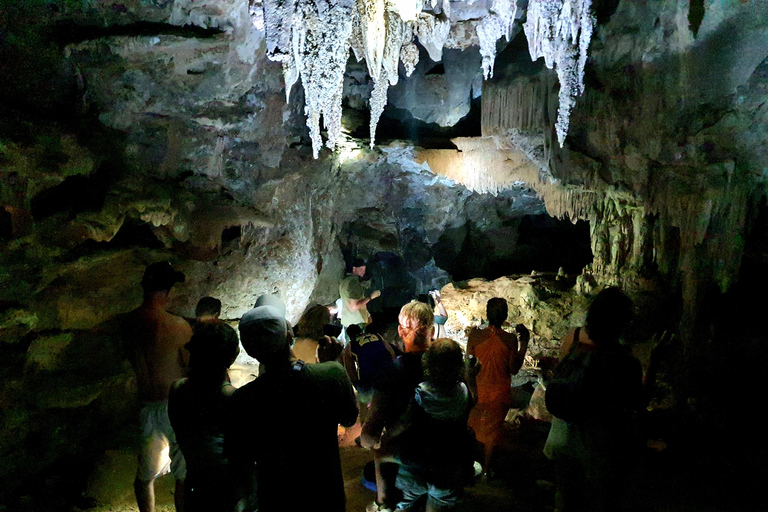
[545,328,597,423]
[398,384,476,487]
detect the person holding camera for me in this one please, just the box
[421,289,449,339]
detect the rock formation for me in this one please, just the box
[1,0,767,506]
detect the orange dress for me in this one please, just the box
[467,326,518,447]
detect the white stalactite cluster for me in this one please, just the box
[523,0,595,148]
[258,0,595,157]
[477,0,518,80]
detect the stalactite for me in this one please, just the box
[477,0,518,79]
[260,0,595,157]
[369,11,408,148]
[523,0,595,147]
[410,11,451,63]
[357,0,387,81]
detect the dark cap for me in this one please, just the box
[141,261,185,292]
[352,258,366,268]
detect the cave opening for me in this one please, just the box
[432,214,593,282]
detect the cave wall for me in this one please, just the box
[2,0,768,503]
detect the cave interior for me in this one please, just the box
[1,0,767,510]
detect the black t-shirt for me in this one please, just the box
[227,361,358,512]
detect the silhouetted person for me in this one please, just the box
[228,302,358,512]
[466,298,528,477]
[123,262,191,512]
[544,287,644,512]
[168,323,239,512]
[194,296,222,324]
[340,323,396,423]
[417,290,449,339]
[396,338,472,512]
[293,303,343,363]
[361,301,434,512]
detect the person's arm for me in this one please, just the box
[557,328,578,360]
[176,317,193,373]
[340,343,359,386]
[346,289,381,311]
[504,332,520,376]
[431,290,447,318]
[511,324,530,374]
[329,362,359,427]
[361,389,388,449]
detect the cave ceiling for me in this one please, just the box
[2,0,768,316]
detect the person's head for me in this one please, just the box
[239,305,292,367]
[345,323,364,343]
[486,298,508,328]
[185,322,239,376]
[417,293,436,310]
[585,287,633,347]
[352,258,366,278]
[253,294,286,317]
[424,338,465,388]
[195,296,222,322]
[398,300,434,352]
[141,261,185,298]
[295,304,331,340]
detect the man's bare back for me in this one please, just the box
[125,305,192,403]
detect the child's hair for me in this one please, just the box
[195,296,222,318]
[399,301,434,347]
[186,322,240,374]
[295,304,331,340]
[424,338,464,388]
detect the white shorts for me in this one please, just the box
[136,402,186,482]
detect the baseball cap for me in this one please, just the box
[141,261,185,292]
[352,258,366,268]
[239,305,290,359]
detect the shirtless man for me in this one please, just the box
[123,262,192,512]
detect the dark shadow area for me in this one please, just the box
[433,215,593,282]
[343,96,481,150]
[49,21,224,45]
[0,208,12,241]
[688,0,706,38]
[30,168,114,221]
[60,217,165,263]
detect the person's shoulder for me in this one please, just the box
[232,376,264,401]
[499,328,517,345]
[169,377,188,395]
[307,360,347,380]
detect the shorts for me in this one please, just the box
[395,465,461,510]
[137,402,187,482]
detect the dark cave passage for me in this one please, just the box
[433,215,593,282]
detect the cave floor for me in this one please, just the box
[73,416,741,512]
